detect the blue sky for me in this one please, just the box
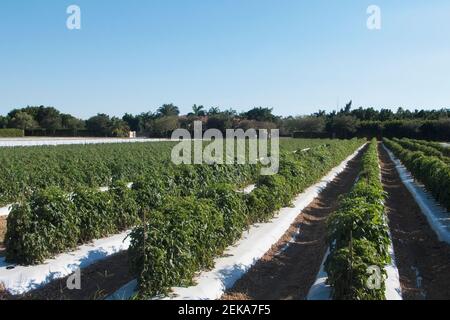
[1,0,449,119]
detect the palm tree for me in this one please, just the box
[157,104,180,117]
[208,107,221,115]
[191,104,205,116]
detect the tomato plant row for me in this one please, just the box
[4,162,258,264]
[128,139,364,298]
[391,138,450,163]
[384,138,450,211]
[325,140,391,300]
[406,138,450,158]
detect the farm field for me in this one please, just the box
[378,144,450,299]
[0,138,335,207]
[0,137,172,147]
[0,138,362,297]
[224,139,450,300]
[1,137,450,301]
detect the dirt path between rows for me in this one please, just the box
[0,217,6,257]
[222,147,366,300]
[378,143,450,300]
[2,251,133,300]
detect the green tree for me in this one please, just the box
[206,114,233,133]
[190,104,206,117]
[379,109,394,121]
[9,111,38,130]
[0,116,8,128]
[37,107,62,130]
[330,115,359,138]
[283,116,325,134]
[157,104,180,117]
[109,117,130,137]
[61,114,85,130]
[86,114,111,136]
[243,107,277,122]
[148,116,179,137]
[207,107,221,116]
[122,113,140,132]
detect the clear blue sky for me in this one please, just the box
[1,0,449,119]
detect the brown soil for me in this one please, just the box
[222,147,366,300]
[0,217,6,257]
[3,251,133,300]
[378,143,450,300]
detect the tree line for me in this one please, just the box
[1,102,449,140]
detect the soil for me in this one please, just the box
[222,147,366,300]
[0,217,6,257]
[378,143,450,300]
[2,251,134,300]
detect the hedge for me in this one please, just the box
[325,139,391,300]
[384,138,450,211]
[129,139,365,298]
[0,129,24,137]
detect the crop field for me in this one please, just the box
[0,138,333,207]
[0,137,449,302]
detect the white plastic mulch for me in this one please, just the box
[0,205,11,217]
[0,231,131,295]
[108,143,368,300]
[383,144,450,244]
[385,240,403,300]
[306,249,331,300]
[308,153,403,301]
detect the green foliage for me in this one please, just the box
[325,140,391,300]
[0,142,177,206]
[247,175,292,223]
[197,183,249,244]
[384,138,450,211]
[392,137,446,160]
[5,183,139,265]
[86,114,130,137]
[0,139,327,206]
[410,139,450,157]
[325,239,387,300]
[4,187,79,265]
[108,181,140,230]
[73,188,117,242]
[132,173,173,210]
[3,137,365,274]
[130,139,365,297]
[128,197,224,298]
[0,128,24,137]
